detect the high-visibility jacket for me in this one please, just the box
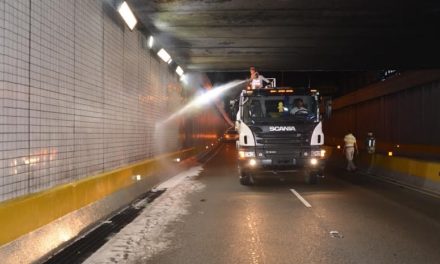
[344,133,357,147]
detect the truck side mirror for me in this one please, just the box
[325,99,332,119]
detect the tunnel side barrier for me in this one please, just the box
[323,70,440,195]
[326,145,440,196]
[0,148,198,248]
[324,70,440,161]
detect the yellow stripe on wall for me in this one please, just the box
[372,154,440,183]
[0,148,196,246]
[328,144,440,182]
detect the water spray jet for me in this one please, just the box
[161,79,246,124]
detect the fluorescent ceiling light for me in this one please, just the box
[157,48,171,63]
[148,36,154,48]
[176,66,184,76]
[180,74,188,84]
[118,2,137,30]
[168,58,173,64]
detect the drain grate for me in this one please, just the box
[43,189,166,264]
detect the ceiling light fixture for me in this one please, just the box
[180,74,188,84]
[176,66,184,76]
[148,36,154,48]
[157,48,171,63]
[118,1,137,30]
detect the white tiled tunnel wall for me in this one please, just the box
[29,0,76,192]
[74,0,105,182]
[0,0,31,200]
[0,0,201,202]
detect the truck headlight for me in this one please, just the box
[310,158,318,165]
[249,159,257,166]
[239,150,255,159]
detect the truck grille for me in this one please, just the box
[255,131,311,158]
[255,131,309,147]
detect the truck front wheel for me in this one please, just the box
[239,171,254,186]
[306,172,319,185]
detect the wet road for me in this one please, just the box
[146,143,440,264]
[86,143,440,264]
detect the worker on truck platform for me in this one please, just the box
[248,66,271,89]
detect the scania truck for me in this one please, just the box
[235,87,326,185]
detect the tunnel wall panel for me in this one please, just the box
[324,73,440,196]
[325,78,440,159]
[0,0,227,203]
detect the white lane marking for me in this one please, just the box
[290,189,312,208]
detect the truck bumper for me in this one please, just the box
[238,158,325,175]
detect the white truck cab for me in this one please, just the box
[235,87,326,185]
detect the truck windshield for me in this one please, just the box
[242,95,318,124]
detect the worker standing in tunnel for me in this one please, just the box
[343,132,358,171]
[366,132,376,154]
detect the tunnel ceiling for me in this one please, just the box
[129,0,440,72]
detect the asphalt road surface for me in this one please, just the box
[88,143,440,264]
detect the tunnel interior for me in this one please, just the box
[0,0,440,263]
